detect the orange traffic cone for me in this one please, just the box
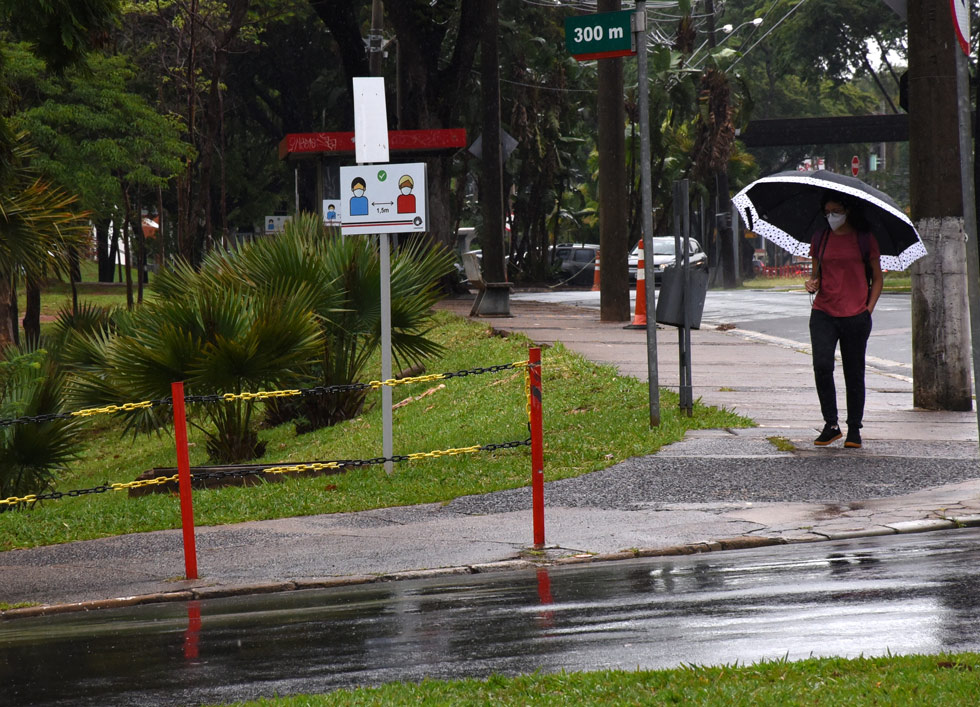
[625,239,647,329]
[591,249,601,291]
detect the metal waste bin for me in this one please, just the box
[655,266,708,329]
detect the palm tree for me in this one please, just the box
[0,131,91,350]
[0,346,82,509]
[215,213,456,431]
[66,262,323,462]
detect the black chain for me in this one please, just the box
[5,438,533,507]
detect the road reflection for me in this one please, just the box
[2,528,979,706]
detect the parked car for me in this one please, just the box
[627,236,708,284]
[552,243,600,286]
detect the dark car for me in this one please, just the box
[552,243,600,287]
[628,237,707,284]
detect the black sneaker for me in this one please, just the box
[814,424,842,446]
[844,428,862,449]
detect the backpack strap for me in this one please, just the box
[812,228,830,282]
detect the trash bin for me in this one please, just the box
[655,265,708,329]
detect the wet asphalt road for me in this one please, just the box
[3,527,980,706]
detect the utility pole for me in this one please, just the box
[477,0,509,315]
[704,0,736,289]
[907,0,972,411]
[368,0,384,77]
[597,0,629,321]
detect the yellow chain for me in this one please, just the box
[405,445,482,461]
[368,372,448,389]
[109,474,180,491]
[263,461,345,475]
[62,361,533,419]
[525,366,532,425]
[1,494,37,507]
[71,400,156,418]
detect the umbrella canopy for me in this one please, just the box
[732,170,927,270]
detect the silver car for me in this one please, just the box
[628,237,707,284]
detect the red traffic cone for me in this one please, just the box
[591,249,601,291]
[625,239,647,329]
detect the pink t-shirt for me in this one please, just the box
[810,231,880,318]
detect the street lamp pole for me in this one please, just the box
[635,1,660,427]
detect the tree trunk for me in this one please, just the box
[122,202,134,310]
[69,247,79,316]
[96,220,114,282]
[0,275,15,351]
[908,0,972,410]
[597,0,628,322]
[23,276,41,349]
[8,272,18,347]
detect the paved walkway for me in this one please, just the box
[2,293,978,618]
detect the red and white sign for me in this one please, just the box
[851,156,860,177]
[951,0,970,56]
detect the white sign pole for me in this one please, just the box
[379,232,393,473]
[352,78,394,473]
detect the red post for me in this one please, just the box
[171,381,198,580]
[529,347,545,547]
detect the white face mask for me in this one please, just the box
[827,212,847,231]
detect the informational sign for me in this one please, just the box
[265,215,289,234]
[851,155,860,177]
[353,77,390,164]
[564,10,635,61]
[951,0,970,55]
[322,200,341,227]
[340,163,427,235]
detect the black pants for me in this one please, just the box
[809,308,872,429]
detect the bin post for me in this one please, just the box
[529,347,545,547]
[171,381,198,580]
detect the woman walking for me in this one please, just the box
[803,192,884,449]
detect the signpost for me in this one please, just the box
[340,163,428,235]
[851,155,860,177]
[564,9,635,61]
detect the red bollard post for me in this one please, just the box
[171,381,198,580]
[528,347,545,547]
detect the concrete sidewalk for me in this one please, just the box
[2,294,979,618]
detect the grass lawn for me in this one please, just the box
[216,653,980,706]
[743,271,911,293]
[0,306,751,551]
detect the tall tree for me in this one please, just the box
[10,48,190,291]
[0,0,119,349]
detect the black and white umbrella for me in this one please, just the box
[732,170,927,270]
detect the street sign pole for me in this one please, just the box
[635,2,660,427]
[380,232,393,471]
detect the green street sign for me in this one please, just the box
[564,10,635,61]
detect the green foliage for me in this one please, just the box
[211,212,456,430]
[10,47,190,221]
[65,258,323,462]
[0,347,82,508]
[59,214,453,459]
[0,0,120,72]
